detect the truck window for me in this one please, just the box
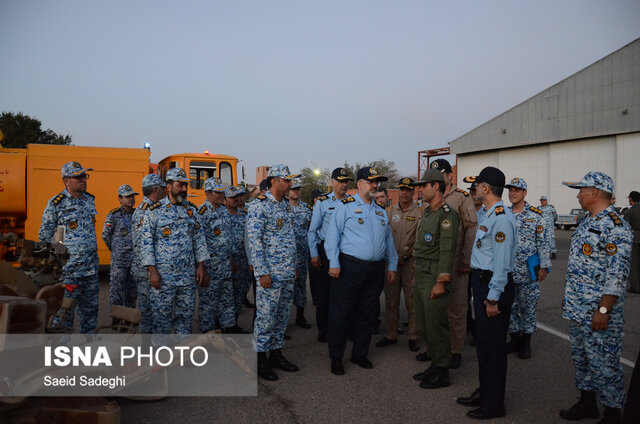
[220,162,233,186]
[190,161,217,190]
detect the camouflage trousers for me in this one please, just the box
[52,273,99,333]
[570,321,625,408]
[150,282,196,335]
[199,278,235,332]
[293,261,308,308]
[509,281,540,334]
[132,262,152,333]
[549,225,557,254]
[232,262,252,316]
[254,278,294,352]
[109,264,137,309]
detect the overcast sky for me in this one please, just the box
[1,1,639,183]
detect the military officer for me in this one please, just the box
[539,196,558,259]
[226,185,254,313]
[624,191,640,293]
[456,166,516,420]
[308,188,325,305]
[140,167,210,334]
[410,170,460,389]
[102,185,138,315]
[325,167,398,375]
[559,172,632,424]
[307,167,353,342]
[131,174,166,333]
[247,164,300,381]
[288,178,313,328]
[376,177,423,351]
[40,161,99,333]
[426,159,477,370]
[504,177,551,359]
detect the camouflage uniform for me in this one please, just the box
[289,198,312,308]
[197,178,235,332]
[226,188,251,316]
[562,173,633,409]
[39,161,99,333]
[538,199,557,255]
[140,168,210,334]
[247,180,298,353]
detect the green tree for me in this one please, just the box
[0,112,72,148]
[342,159,400,189]
[299,166,331,204]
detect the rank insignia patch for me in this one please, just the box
[605,243,617,255]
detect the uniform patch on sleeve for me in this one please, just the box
[536,225,544,234]
[441,219,451,230]
[495,232,505,243]
[582,243,593,256]
[605,243,617,255]
[495,206,505,215]
[455,188,469,197]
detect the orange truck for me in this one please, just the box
[0,143,239,266]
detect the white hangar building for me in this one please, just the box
[451,38,640,214]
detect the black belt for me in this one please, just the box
[340,253,384,266]
[472,268,512,285]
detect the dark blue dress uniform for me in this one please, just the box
[325,191,398,363]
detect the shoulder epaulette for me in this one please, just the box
[455,188,469,197]
[305,203,313,211]
[52,193,65,205]
[529,206,543,215]
[495,206,505,215]
[149,201,162,211]
[341,196,355,204]
[109,207,121,215]
[185,201,197,209]
[85,192,95,198]
[199,205,207,215]
[443,204,450,212]
[257,194,267,201]
[608,211,623,226]
[141,203,149,210]
[318,195,329,202]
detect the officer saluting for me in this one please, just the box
[40,161,98,333]
[140,167,210,334]
[324,167,398,375]
[456,166,516,420]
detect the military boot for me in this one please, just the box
[598,407,621,424]
[258,352,278,381]
[559,390,599,420]
[506,332,521,354]
[419,366,451,389]
[519,333,532,359]
[269,349,299,372]
[295,307,311,329]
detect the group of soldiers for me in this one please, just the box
[39,158,636,423]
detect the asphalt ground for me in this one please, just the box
[13,229,638,423]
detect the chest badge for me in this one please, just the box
[121,229,128,236]
[441,219,451,230]
[424,232,433,242]
[582,243,593,256]
[392,215,400,222]
[536,225,544,234]
[214,227,222,236]
[495,232,506,243]
[605,243,617,255]
[476,239,482,248]
[68,221,78,230]
[187,209,194,218]
[276,218,284,229]
[162,227,171,237]
[358,218,364,224]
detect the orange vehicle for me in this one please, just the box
[0,144,239,266]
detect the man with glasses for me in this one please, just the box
[40,161,99,333]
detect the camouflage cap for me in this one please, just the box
[562,171,614,194]
[204,177,227,192]
[504,177,527,190]
[225,185,245,197]
[268,164,300,180]
[291,178,303,189]
[540,195,548,200]
[141,173,164,188]
[118,184,139,197]
[61,161,93,178]
[165,167,190,183]
[412,169,444,186]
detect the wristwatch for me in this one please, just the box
[486,299,498,306]
[598,306,609,315]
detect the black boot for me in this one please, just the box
[598,407,621,424]
[295,307,311,329]
[559,390,600,420]
[506,332,521,354]
[519,333,532,359]
[269,349,299,372]
[419,366,451,389]
[258,352,278,381]
[243,296,255,308]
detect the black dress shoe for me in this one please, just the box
[467,407,506,420]
[243,296,255,308]
[456,388,482,407]
[268,349,298,372]
[350,357,373,369]
[413,367,436,381]
[317,333,328,342]
[408,340,420,352]
[376,337,397,348]
[331,359,345,375]
[448,353,462,369]
[419,367,451,389]
[295,316,312,329]
[415,351,431,362]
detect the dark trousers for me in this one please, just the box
[308,255,322,305]
[328,254,384,360]
[623,348,640,423]
[472,269,515,412]
[315,242,333,336]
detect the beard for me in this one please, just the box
[174,191,187,203]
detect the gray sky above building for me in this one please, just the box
[1,1,639,182]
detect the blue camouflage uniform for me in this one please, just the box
[289,187,312,308]
[40,161,99,333]
[505,178,551,335]
[140,168,210,334]
[226,185,252,316]
[562,172,632,409]
[538,198,558,255]
[102,184,139,309]
[197,178,235,332]
[247,165,299,353]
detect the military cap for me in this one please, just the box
[540,195,548,200]
[504,177,527,190]
[268,164,300,180]
[397,177,415,190]
[165,167,190,183]
[465,166,506,188]
[118,184,139,197]
[628,191,640,202]
[142,173,164,188]
[468,181,478,191]
[225,185,245,197]
[291,178,303,189]
[331,167,354,182]
[356,167,388,182]
[310,189,323,200]
[204,177,227,192]
[562,171,614,194]
[430,159,452,174]
[61,161,93,178]
[412,169,445,186]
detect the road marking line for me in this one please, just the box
[537,322,635,369]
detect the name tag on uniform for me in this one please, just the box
[354,209,363,214]
[328,207,335,210]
